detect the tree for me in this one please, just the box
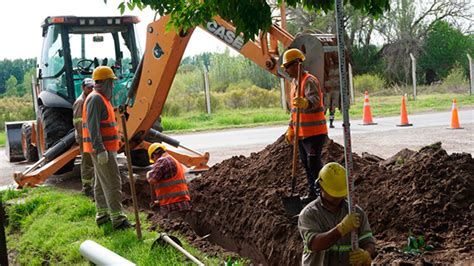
[117,0,390,41]
[376,0,473,84]
[419,20,474,83]
[4,75,18,97]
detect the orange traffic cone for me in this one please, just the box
[360,91,377,125]
[397,94,413,127]
[448,98,463,129]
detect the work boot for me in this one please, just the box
[96,215,110,227]
[113,219,135,231]
[82,186,94,198]
[329,119,335,128]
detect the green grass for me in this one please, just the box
[162,107,289,132]
[0,131,4,147]
[0,93,472,138]
[1,187,240,265]
[162,93,474,132]
[344,93,474,120]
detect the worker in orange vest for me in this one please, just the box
[283,48,328,203]
[83,66,133,230]
[146,143,192,219]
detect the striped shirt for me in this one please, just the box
[148,155,177,181]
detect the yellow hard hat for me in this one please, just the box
[281,48,305,68]
[318,162,347,197]
[148,143,167,163]
[92,66,118,81]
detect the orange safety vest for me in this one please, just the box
[291,73,328,137]
[82,91,120,153]
[153,155,190,206]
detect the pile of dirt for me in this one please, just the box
[356,142,474,264]
[141,138,473,265]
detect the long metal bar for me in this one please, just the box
[160,233,204,266]
[334,0,358,250]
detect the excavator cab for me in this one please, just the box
[6,16,141,168]
[39,16,141,108]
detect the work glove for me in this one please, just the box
[97,151,109,165]
[349,248,372,266]
[285,126,295,145]
[336,213,360,236]
[292,97,309,109]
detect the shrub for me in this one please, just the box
[224,88,246,108]
[353,74,386,95]
[0,96,35,131]
[244,86,280,108]
[441,63,469,93]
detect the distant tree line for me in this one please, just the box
[286,0,474,85]
[0,58,36,97]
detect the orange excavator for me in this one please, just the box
[5,14,346,188]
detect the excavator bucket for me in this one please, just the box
[5,122,25,162]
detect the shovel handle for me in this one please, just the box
[290,62,303,196]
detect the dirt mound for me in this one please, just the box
[356,142,474,264]
[142,138,474,265]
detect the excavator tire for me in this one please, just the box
[21,123,39,162]
[41,106,75,174]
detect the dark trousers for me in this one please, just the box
[298,134,327,197]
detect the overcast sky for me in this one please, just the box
[0,0,229,60]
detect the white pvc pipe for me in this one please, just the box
[80,240,136,266]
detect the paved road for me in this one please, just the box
[1,109,472,187]
[169,109,473,165]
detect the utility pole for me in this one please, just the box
[410,53,417,100]
[467,54,473,95]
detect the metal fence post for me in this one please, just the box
[409,53,417,100]
[467,54,473,95]
[203,66,211,115]
[348,63,355,104]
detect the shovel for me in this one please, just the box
[282,61,304,217]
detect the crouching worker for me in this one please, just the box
[147,143,192,220]
[298,162,375,266]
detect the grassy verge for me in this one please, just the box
[0,131,4,147]
[0,93,472,138]
[162,107,289,133]
[162,93,474,132]
[1,188,242,265]
[344,93,474,120]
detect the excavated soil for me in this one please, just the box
[133,137,473,265]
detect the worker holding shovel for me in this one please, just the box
[283,48,328,204]
[147,143,192,219]
[298,162,375,266]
